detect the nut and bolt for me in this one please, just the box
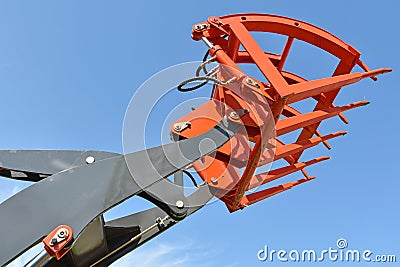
[85,156,95,164]
[210,177,218,184]
[173,124,181,131]
[211,17,223,25]
[173,122,191,132]
[229,111,240,120]
[176,200,185,209]
[245,78,260,88]
[50,228,69,246]
[58,230,67,238]
[194,23,207,31]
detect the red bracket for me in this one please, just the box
[42,225,73,260]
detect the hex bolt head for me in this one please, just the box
[173,122,191,132]
[56,228,68,238]
[176,200,184,209]
[85,156,95,164]
[245,78,260,88]
[210,177,218,184]
[229,111,240,120]
[195,24,207,31]
[50,238,58,246]
[173,124,181,131]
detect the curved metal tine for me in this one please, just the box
[0,117,241,266]
[0,150,120,182]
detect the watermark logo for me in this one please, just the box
[257,238,396,263]
[336,238,348,249]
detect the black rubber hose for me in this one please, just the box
[182,170,198,187]
[177,76,225,92]
[178,50,212,92]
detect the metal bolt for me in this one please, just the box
[173,122,191,132]
[195,24,207,31]
[58,228,68,236]
[173,124,181,131]
[58,231,66,238]
[156,217,165,228]
[245,78,260,88]
[50,228,69,246]
[176,200,184,209]
[50,238,58,246]
[85,156,95,164]
[229,111,240,120]
[210,177,218,184]
[211,17,223,25]
[56,228,68,239]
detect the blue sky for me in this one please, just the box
[0,1,399,266]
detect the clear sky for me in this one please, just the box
[0,1,398,266]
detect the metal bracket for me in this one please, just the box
[42,225,73,260]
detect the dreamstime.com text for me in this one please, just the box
[257,238,396,263]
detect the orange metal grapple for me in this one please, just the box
[172,13,391,212]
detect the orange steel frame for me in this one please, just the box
[171,14,391,212]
